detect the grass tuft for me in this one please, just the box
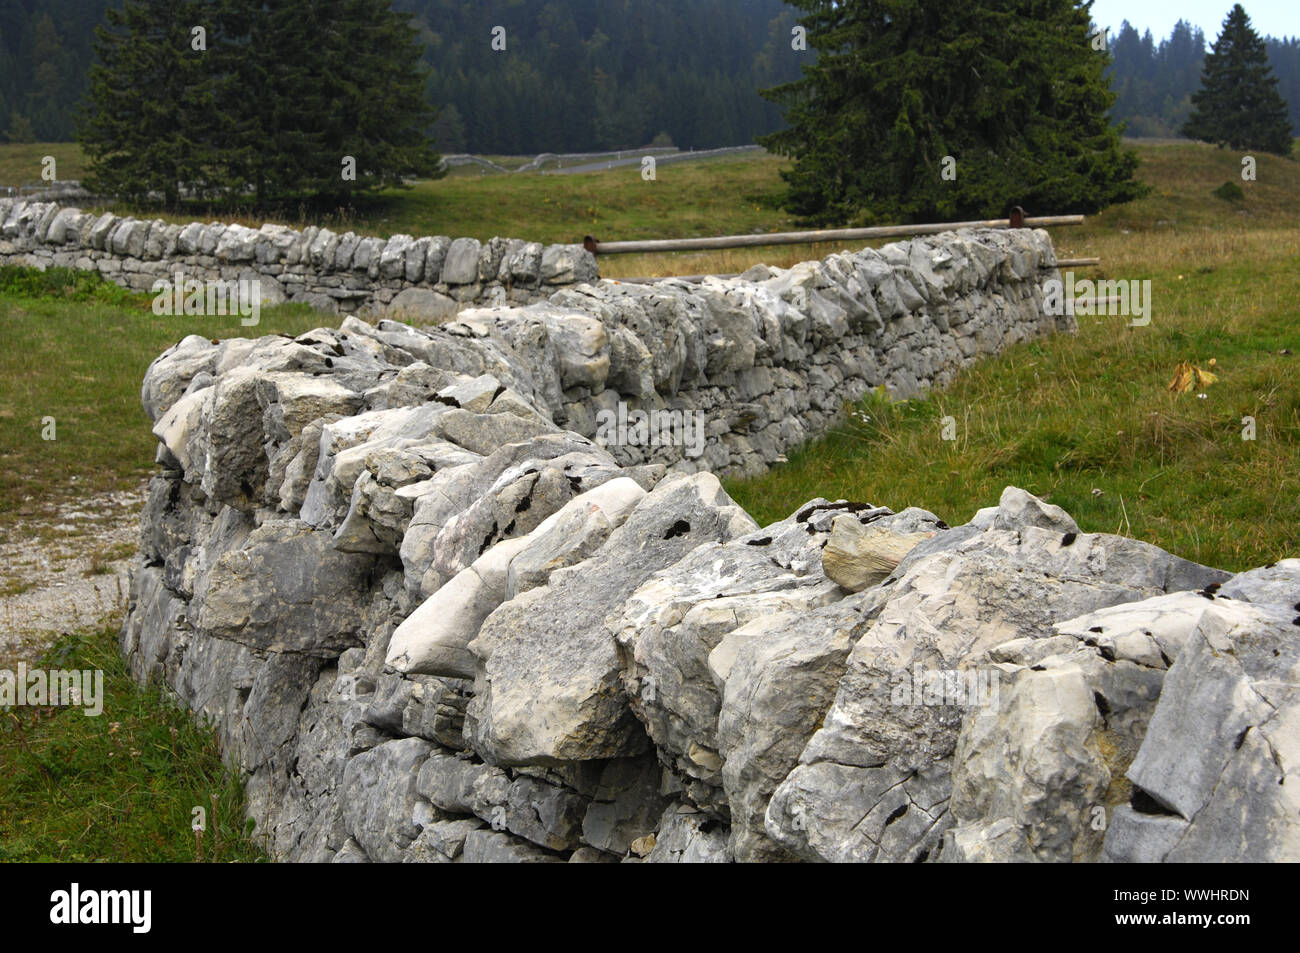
[0,622,265,862]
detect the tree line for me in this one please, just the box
[0,0,802,152]
[4,0,1294,156]
[77,0,441,209]
[4,0,1293,223]
[1105,14,1300,140]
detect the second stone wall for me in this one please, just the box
[0,198,598,319]
[454,226,1071,477]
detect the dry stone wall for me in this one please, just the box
[116,225,1300,862]
[0,198,597,319]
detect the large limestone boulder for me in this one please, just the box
[192,519,376,656]
[464,472,758,767]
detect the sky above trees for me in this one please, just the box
[1091,0,1295,43]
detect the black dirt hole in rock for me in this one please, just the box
[1198,590,1216,601]
[1094,692,1112,717]
[884,804,908,827]
[1293,616,1300,627]
[1204,581,1222,594]
[1233,727,1251,750]
[914,847,931,863]
[745,536,772,546]
[515,495,532,513]
[1130,787,1181,818]
[324,357,334,368]
[698,819,721,834]
[1061,532,1078,547]
[664,519,691,539]
[1294,600,1300,612]
[1089,625,1104,633]
[796,501,873,524]
[491,385,506,401]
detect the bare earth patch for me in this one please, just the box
[0,484,145,668]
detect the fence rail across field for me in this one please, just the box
[601,213,1098,282]
[587,214,1086,255]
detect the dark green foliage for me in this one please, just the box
[1213,179,1245,200]
[213,0,444,207]
[1106,19,1208,139]
[393,0,803,152]
[1266,37,1300,138]
[0,264,141,304]
[1,0,804,154]
[79,0,219,207]
[77,0,444,210]
[1182,5,1294,156]
[759,0,1147,225]
[1104,18,1300,141]
[0,1,111,143]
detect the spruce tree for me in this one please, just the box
[79,0,218,208]
[1182,4,1293,156]
[302,0,447,206]
[80,0,444,210]
[759,0,1146,225]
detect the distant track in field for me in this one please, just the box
[439,144,766,176]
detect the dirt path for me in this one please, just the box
[0,485,147,668]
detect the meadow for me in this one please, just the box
[2,138,1297,567]
[1,138,1297,860]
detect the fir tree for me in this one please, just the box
[79,0,444,210]
[1182,4,1293,156]
[79,0,217,208]
[759,0,1147,225]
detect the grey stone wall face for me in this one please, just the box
[105,220,1300,863]
[0,199,597,317]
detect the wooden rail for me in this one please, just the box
[584,214,1085,255]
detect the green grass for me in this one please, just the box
[723,143,1300,572]
[0,142,795,249]
[0,138,1297,861]
[0,623,265,862]
[0,267,337,527]
[0,142,86,189]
